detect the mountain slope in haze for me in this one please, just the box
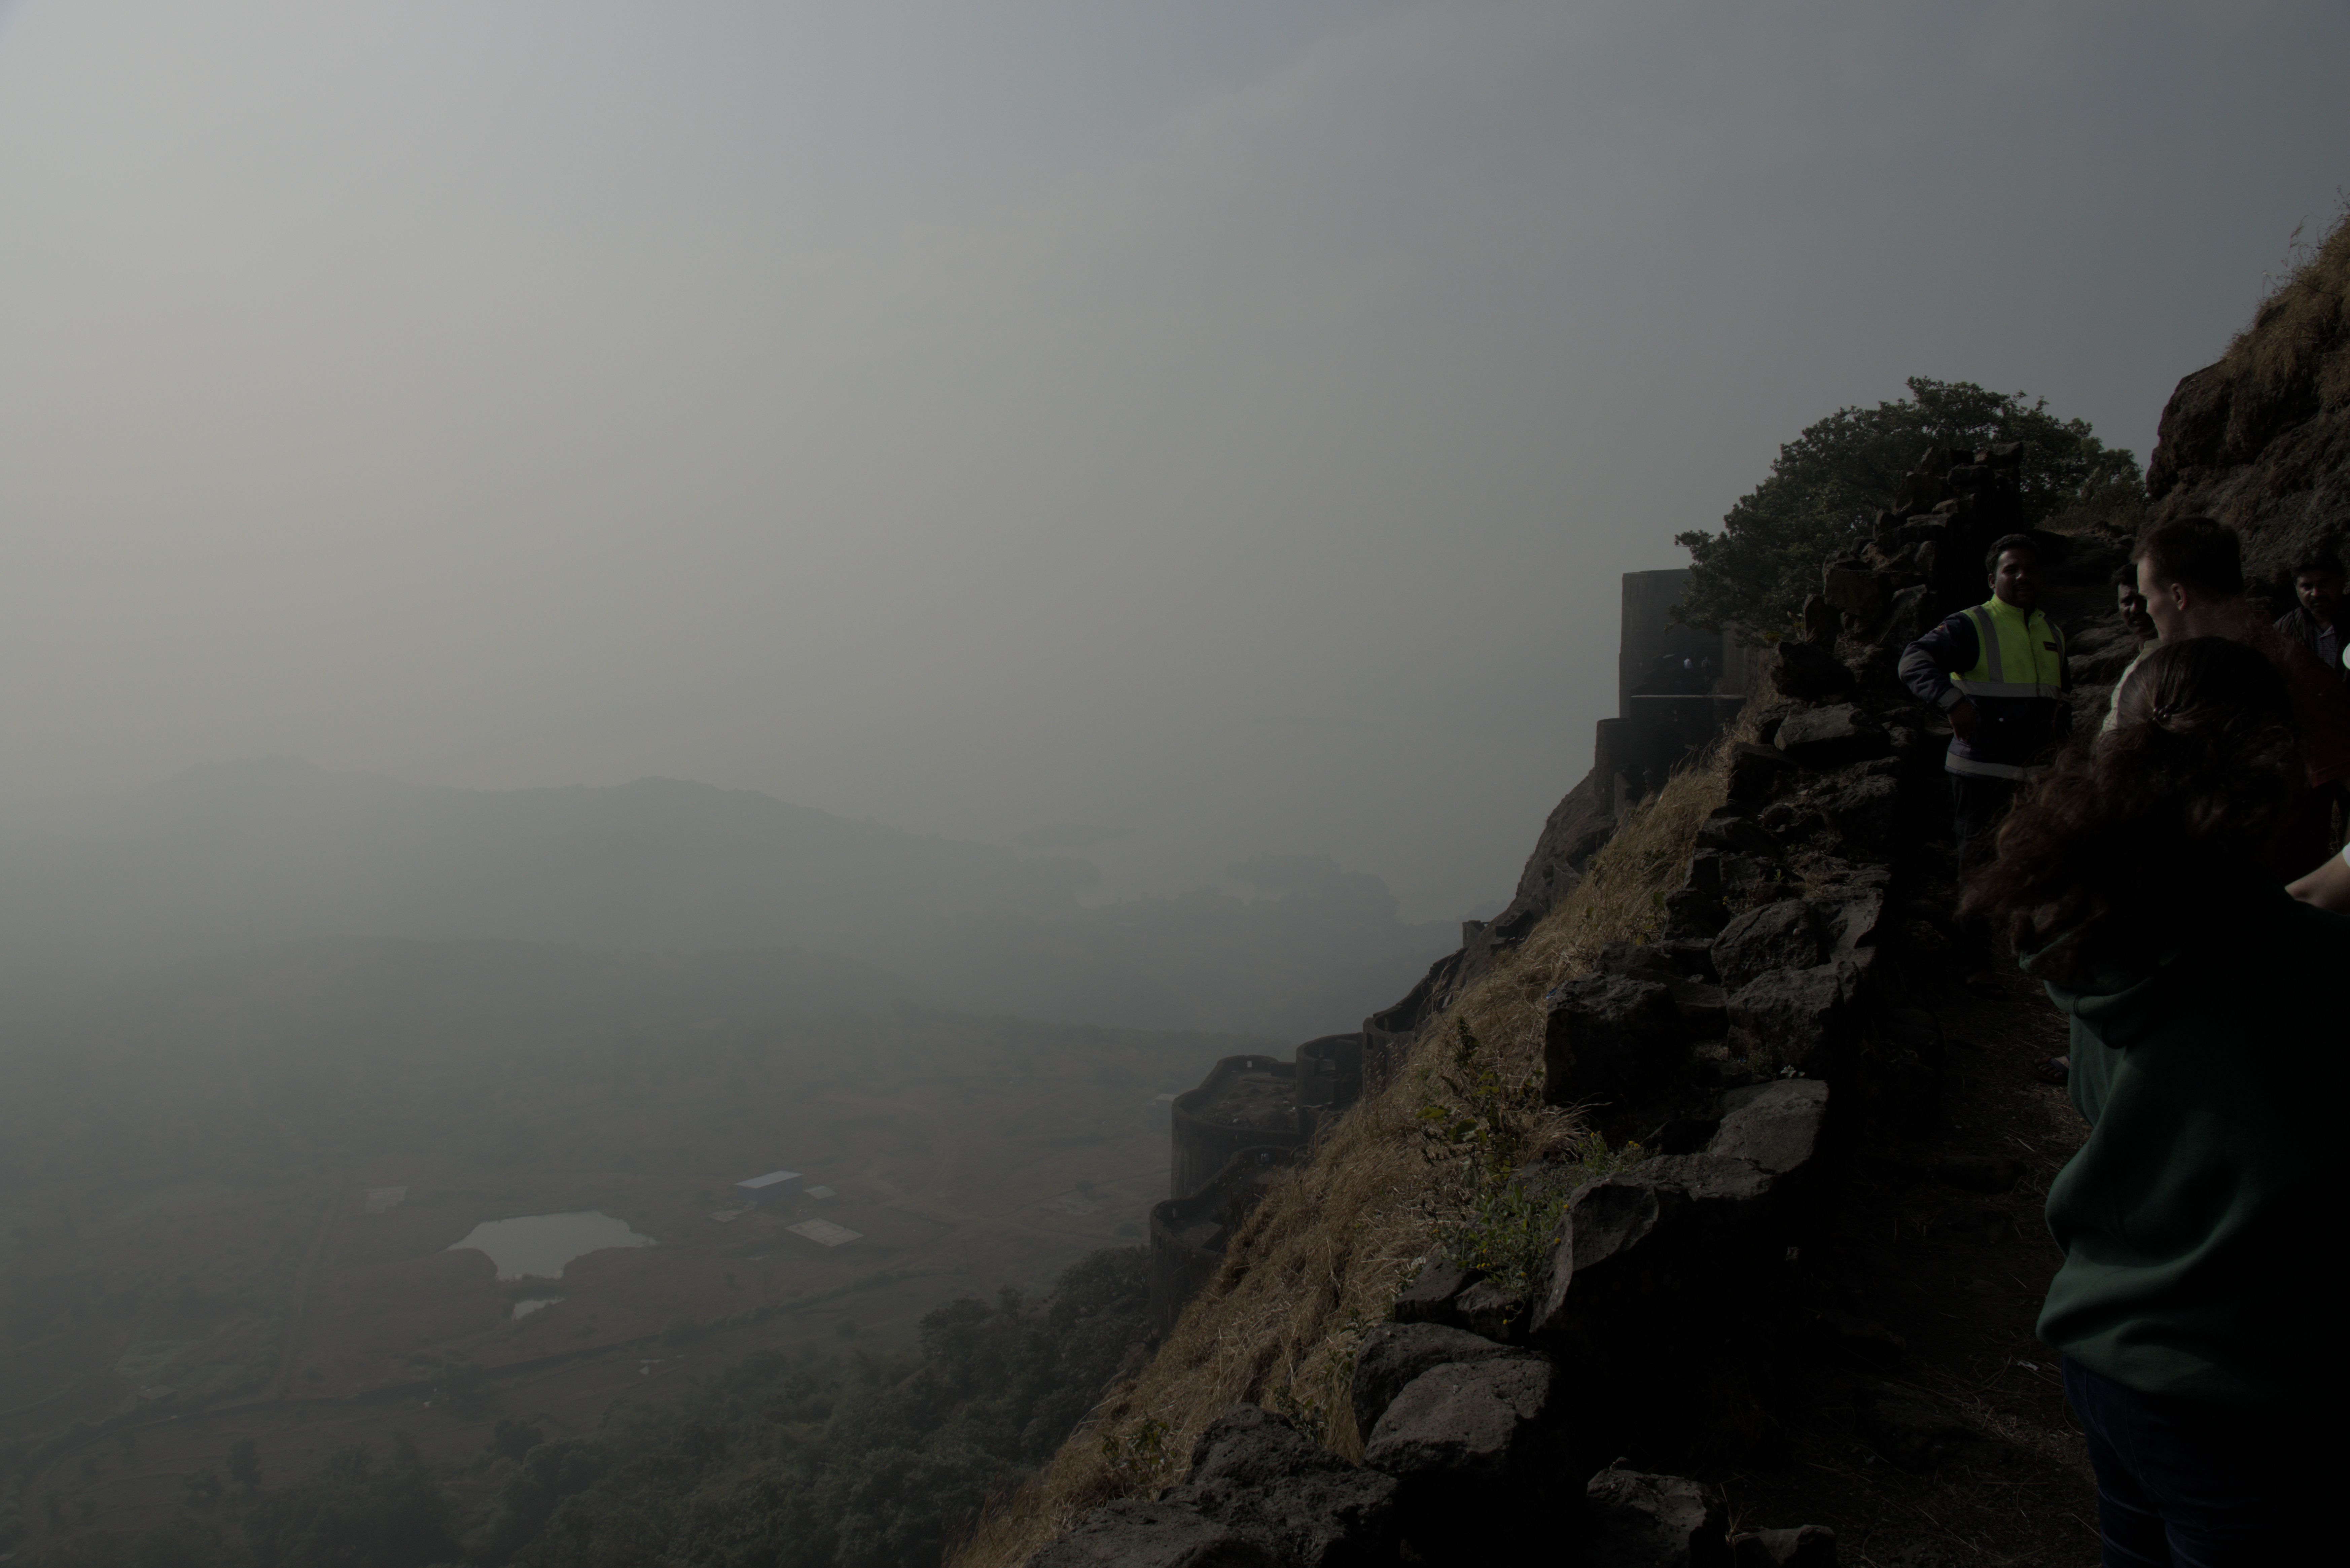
[0,761,1455,1039]
[0,759,1092,974]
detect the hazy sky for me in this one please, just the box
[3,1,2344,919]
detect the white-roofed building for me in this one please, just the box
[733,1170,801,1205]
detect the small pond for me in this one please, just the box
[448,1212,655,1280]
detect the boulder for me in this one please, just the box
[1771,639,1857,701]
[1389,1258,1476,1326]
[1581,1465,1731,1567]
[1163,1406,1397,1568]
[1712,902,1824,990]
[1718,855,1790,903]
[1362,1358,1559,1488]
[1773,704,1890,769]
[1023,1500,1278,1568]
[1350,1322,1522,1438]
[1726,959,1869,1077]
[1529,1156,1780,1346]
[1808,889,1885,959]
[1731,1525,1839,1566]
[1707,1079,1830,1176]
[1726,743,1800,805]
[1543,974,1686,1105]
[1451,1278,1528,1343]
[1636,1151,1777,1210]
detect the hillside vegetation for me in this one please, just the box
[28,1249,1149,1568]
[953,747,1730,1567]
[2148,203,2350,577]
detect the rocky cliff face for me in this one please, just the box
[991,514,2130,1565]
[2147,210,2350,580]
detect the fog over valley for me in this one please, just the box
[0,2,2344,1563]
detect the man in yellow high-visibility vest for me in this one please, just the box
[1900,532,2072,983]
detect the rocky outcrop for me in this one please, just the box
[1084,485,2108,1562]
[2145,212,2350,585]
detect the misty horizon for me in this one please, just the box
[5,1,2347,923]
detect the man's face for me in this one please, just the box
[2114,580,2154,640]
[1990,548,2042,611]
[2137,556,2189,642]
[2295,569,2342,626]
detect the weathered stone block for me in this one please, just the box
[1711,901,1824,990]
[1773,703,1890,769]
[1808,888,1885,960]
[1809,775,1901,853]
[1707,1078,1830,1175]
[1362,1358,1558,1486]
[1726,742,1800,805]
[1718,854,1789,903]
[1582,1465,1732,1567]
[1726,958,1869,1077]
[1351,1322,1521,1439]
[1023,1500,1278,1568]
[1543,973,1685,1105]
[1389,1257,1474,1326]
[1163,1406,1397,1568]
[1451,1278,1527,1343]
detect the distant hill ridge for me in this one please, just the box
[0,759,1453,1040]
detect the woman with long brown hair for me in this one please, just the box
[1963,636,2343,1565]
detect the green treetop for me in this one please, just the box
[1674,377,2141,640]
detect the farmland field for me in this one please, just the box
[0,939,1253,1542]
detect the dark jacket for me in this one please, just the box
[2273,605,2349,685]
[1898,599,2072,778]
[2032,889,2349,1412]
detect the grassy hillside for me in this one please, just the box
[953,750,1727,1567]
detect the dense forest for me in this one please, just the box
[18,1249,1148,1568]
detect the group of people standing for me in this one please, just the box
[1892,519,2343,1565]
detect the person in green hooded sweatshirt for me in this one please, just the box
[1961,635,2344,1565]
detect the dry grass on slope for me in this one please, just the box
[950,748,1731,1568]
[2228,202,2350,416]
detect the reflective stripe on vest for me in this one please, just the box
[1945,751,2037,781]
[1949,601,2064,700]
